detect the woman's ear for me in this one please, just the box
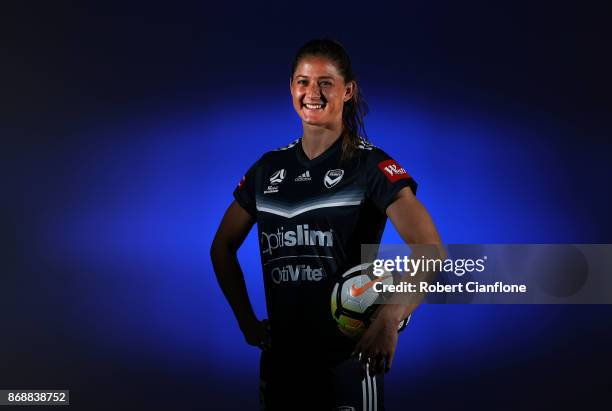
[344,80,356,102]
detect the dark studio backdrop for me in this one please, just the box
[2,1,611,410]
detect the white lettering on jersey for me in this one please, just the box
[261,224,334,255]
[270,264,325,284]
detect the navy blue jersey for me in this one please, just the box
[233,136,417,361]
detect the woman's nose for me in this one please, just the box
[307,83,321,97]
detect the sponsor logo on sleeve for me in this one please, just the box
[377,159,410,182]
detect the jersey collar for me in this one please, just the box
[296,135,343,168]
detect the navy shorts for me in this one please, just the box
[260,350,384,411]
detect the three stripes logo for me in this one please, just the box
[295,170,311,182]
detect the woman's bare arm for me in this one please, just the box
[377,186,443,321]
[354,186,443,373]
[210,201,270,348]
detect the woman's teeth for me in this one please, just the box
[304,103,325,110]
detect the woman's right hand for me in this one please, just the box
[241,318,272,351]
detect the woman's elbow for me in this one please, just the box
[210,234,239,261]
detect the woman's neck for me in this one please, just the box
[301,123,343,160]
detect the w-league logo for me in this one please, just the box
[269,169,286,184]
[264,169,286,194]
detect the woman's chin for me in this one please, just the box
[301,113,331,126]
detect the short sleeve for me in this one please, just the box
[366,148,418,213]
[233,159,259,218]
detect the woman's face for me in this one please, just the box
[290,55,355,129]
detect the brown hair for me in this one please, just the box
[291,39,369,159]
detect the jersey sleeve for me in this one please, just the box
[232,159,259,218]
[366,148,418,213]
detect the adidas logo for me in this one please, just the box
[294,170,311,182]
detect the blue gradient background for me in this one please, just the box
[2,2,611,410]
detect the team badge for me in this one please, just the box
[324,169,344,188]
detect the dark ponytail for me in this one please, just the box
[291,39,369,160]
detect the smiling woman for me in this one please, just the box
[291,56,352,123]
[290,40,368,161]
[211,38,442,411]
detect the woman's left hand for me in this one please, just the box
[353,313,399,375]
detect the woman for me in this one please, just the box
[211,39,441,411]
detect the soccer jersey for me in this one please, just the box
[233,135,417,361]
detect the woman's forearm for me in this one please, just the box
[210,241,259,330]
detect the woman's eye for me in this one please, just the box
[320,81,332,86]
[297,80,308,85]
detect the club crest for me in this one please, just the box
[324,169,344,188]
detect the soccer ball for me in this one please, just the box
[331,262,410,338]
